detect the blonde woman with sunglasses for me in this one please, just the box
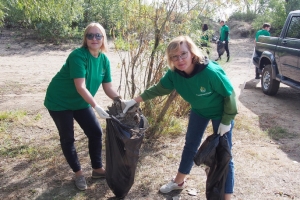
[44,22,119,190]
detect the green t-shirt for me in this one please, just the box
[44,47,112,111]
[141,61,234,121]
[220,25,229,41]
[255,29,270,41]
[201,30,209,41]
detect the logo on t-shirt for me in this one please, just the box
[196,86,212,96]
[200,87,206,93]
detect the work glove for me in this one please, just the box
[94,105,110,119]
[217,123,231,136]
[121,99,137,113]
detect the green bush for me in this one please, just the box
[229,11,257,22]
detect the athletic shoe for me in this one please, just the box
[75,175,87,190]
[159,179,185,193]
[92,170,106,178]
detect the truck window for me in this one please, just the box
[286,16,300,39]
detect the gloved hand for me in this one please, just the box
[94,105,110,119]
[121,99,137,113]
[217,123,231,136]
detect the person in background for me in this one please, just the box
[122,36,237,200]
[216,20,230,62]
[201,24,209,47]
[254,23,271,79]
[255,23,271,43]
[44,22,119,190]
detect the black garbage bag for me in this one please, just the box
[105,99,148,199]
[217,41,225,56]
[194,134,220,167]
[194,134,232,200]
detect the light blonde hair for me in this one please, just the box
[166,36,205,70]
[81,22,108,52]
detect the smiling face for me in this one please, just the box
[169,42,194,74]
[85,26,103,54]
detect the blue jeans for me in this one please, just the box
[48,107,103,173]
[178,110,234,193]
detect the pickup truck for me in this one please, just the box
[253,10,300,96]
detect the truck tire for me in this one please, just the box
[261,64,280,96]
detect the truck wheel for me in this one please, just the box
[261,64,280,96]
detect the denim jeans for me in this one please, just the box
[48,107,103,173]
[178,110,235,193]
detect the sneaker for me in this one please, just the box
[92,170,106,179]
[75,175,87,190]
[159,179,185,193]
[215,57,221,61]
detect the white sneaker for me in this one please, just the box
[159,179,185,193]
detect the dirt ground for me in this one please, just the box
[0,28,300,200]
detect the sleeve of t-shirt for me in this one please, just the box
[69,49,87,79]
[140,82,173,101]
[160,69,176,90]
[140,70,174,101]
[221,90,238,125]
[101,54,112,83]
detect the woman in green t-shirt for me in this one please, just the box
[44,22,119,191]
[122,36,237,200]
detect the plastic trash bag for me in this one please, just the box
[105,99,148,198]
[217,41,225,56]
[194,134,220,167]
[194,134,232,200]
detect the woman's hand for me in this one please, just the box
[94,105,110,119]
[121,99,137,113]
[217,123,231,136]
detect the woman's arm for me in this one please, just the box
[74,78,111,118]
[74,78,97,108]
[102,82,119,99]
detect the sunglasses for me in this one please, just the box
[86,33,103,40]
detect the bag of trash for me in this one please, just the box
[194,134,232,200]
[194,134,220,167]
[217,41,225,56]
[105,98,148,198]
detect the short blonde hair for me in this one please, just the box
[81,22,108,52]
[166,36,205,70]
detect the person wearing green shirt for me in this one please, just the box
[44,22,120,191]
[201,24,209,47]
[216,20,230,62]
[122,36,237,200]
[255,23,271,42]
[254,23,271,79]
